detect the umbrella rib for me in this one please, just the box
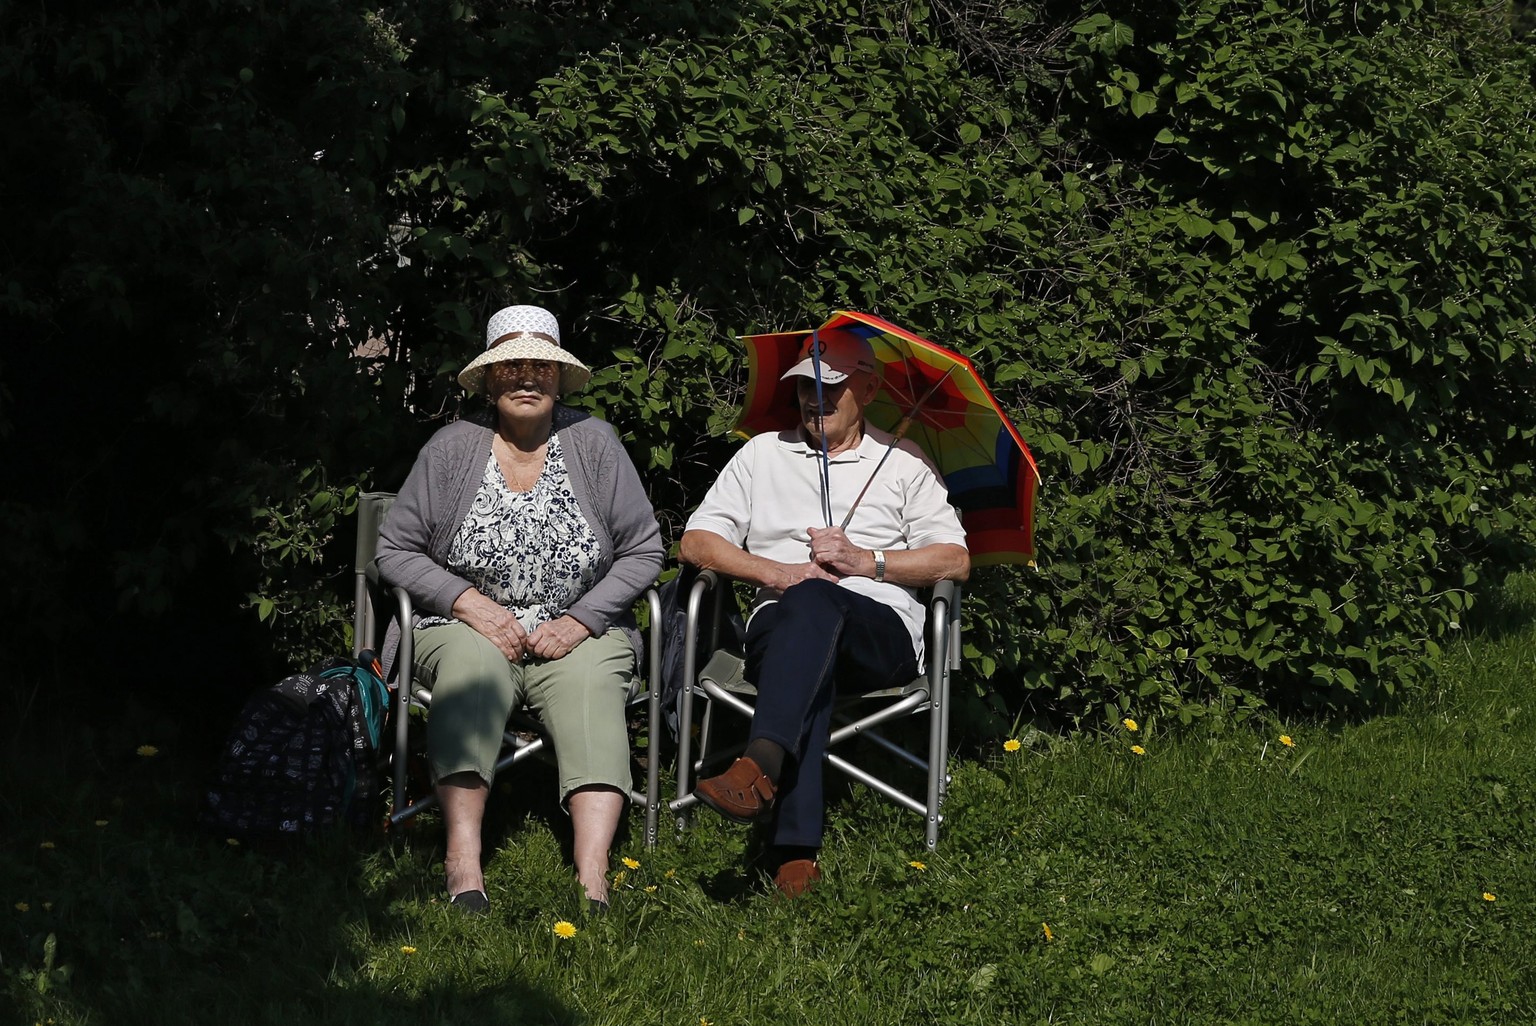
[840,368,954,529]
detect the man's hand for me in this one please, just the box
[808,525,875,579]
[452,589,530,662]
[776,560,841,590]
[526,615,594,661]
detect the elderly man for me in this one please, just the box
[679,328,970,896]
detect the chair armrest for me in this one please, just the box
[927,579,963,673]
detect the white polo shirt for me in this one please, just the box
[685,425,967,665]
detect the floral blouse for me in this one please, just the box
[417,431,601,633]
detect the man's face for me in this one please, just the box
[797,370,878,448]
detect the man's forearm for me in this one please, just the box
[882,543,970,587]
[679,529,790,589]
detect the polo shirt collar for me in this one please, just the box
[774,423,894,463]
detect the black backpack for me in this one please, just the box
[657,566,746,739]
[200,652,390,839]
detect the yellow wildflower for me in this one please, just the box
[1131,745,1146,756]
[1279,735,1295,748]
[553,920,578,939]
[226,838,241,847]
[909,860,927,871]
[1483,892,1497,902]
[665,869,677,879]
[701,1019,714,1026]
[1003,738,1022,752]
[1122,718,1138,732]
[612,871,626,887]
[137,745,159,757]
[14,902,29,913]
[400,945,417,955]
[1042,922,1054,942]
[95,820,109,827]
[39,841,55,850]
[621,856,640,870]
[644,885,658,894]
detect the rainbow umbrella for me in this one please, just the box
[737,311,1040,565]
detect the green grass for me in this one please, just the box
[7,576,1536,1025]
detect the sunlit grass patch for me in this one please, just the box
[6,577,1536,1023]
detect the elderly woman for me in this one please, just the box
[377,305,663,914]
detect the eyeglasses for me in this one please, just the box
[487,360,559,377]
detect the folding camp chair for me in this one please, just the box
[666,570,962,850]
[352,491,665,847]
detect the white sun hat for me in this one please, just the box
[457,305,592,395]
[779,327,877,384]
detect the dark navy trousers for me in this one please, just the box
[744,579,918,848]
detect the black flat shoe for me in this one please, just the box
[449,889,490,915]
[587,897,610,915]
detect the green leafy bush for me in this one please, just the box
[4,0,1535,723]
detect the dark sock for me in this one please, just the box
[743,738,786,783]
[771,844,819,867]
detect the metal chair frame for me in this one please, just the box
[666,569,962,850]
[352,491,664,848]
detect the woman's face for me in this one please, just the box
[485,359,560,430]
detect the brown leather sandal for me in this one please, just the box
[693,756,777,824]
[773,858,822,898]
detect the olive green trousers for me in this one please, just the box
[412,622,635,803]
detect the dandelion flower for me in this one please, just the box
[226,838,241,847]
[553,920,578,939]
[665,869,677,879]
[14,902,29,913]
[621,856,640,870]
[644,885,658,894]
[1122,718,1138,732]
[1483,892,1497,902]
[612,871,626,887]
[1279,735,1295,748]
[400,945,417,955]
[909,860,927,871]
[1131,745,1146,756]
[701,1019,714,1026]
[1042,922,1054,942]
[137,745,159,757]
[95,820,109,827]
[1003,738,1022,752]
[39,841,55,850]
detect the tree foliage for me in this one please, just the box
[3,0,1534,727]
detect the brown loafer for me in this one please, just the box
[773,858,821,898]
[693,757,776,824]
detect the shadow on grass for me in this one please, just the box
[1466,569,1536,643]
[0,696,584,1026]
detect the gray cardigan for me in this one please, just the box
[376,406,664,672]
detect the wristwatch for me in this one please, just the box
[873,549,886,583]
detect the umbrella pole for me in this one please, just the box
[839,368,955,530]
[811,328,833,527]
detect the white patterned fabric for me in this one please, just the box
[487,305,562,346]
[416,431,602,633]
